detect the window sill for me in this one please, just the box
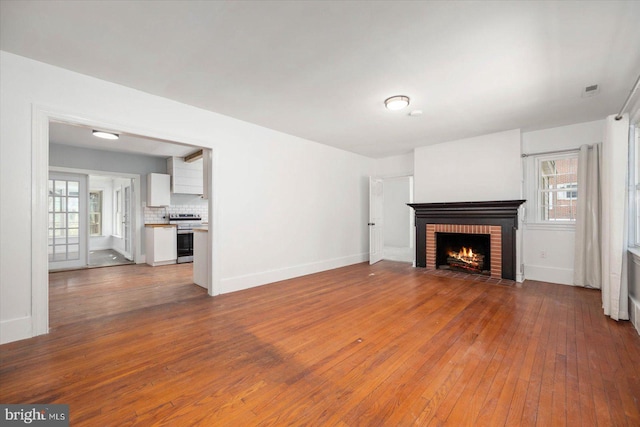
[524,222,576,232]
[628,247,640,265]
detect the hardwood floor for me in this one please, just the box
[2,261,640,426]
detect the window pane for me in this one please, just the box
[67,181,79,197]
[54,180,66,196]
[54,196,65,212]
[54,213,66,228]
[68,213,79,228]
[68,197,79,212]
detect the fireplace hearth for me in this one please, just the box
[408,200,525,280]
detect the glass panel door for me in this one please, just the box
[49,172,87,270]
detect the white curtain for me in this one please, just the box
[574,143,601,288]
[601,114,630,320]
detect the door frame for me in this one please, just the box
[32,105,221,336]
[371,174,415,265]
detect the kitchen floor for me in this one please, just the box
[88,249,134,267]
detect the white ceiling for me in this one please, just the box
[49,121,198,158]
[2,1,640,158]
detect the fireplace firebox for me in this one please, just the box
[436,232,490,275]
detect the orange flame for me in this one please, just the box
[448,247,479,263]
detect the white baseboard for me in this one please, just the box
[524,264,574,285]
[220,253,369,294]
[0,316,33,344]
[630,296,640,336]
[383,246,413,263]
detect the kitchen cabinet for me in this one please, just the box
[147,173,170,207]
[145,225,177,266]
[168,156,203,195]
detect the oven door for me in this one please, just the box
[176,230,194,263]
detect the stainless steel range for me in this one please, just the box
[168,214,202,263]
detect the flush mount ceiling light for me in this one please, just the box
[384,95,410,110]
[92,130,119,140]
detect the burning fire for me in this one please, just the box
[448,246,481,267]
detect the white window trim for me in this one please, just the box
[113,188,122,238]
[630,122,640,247]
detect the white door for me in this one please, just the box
[369,177,384,264]
[48,172,88,270]
[123,183,133,260]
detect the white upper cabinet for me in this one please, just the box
[147,173,171,207]
[167,156,203,195]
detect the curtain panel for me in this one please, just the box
[574,143,602,288]
[601,114,630,320]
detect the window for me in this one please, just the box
[537,154,578,222]
[89,190,102,236]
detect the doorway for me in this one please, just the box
[31,109,220,338]
[382,176,414,263]
[369,175,414,265]
[87,174,135,268]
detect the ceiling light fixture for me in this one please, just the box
[384,95,410,110]
[92,130,119,140]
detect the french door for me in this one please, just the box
[48,172,87,270]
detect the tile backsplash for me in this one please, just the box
[144,205,209,224]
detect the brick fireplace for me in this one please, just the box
[408,200,525,280]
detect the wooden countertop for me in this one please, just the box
[145,223,177,228]
[193,228,208,233]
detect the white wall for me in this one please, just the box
[0,51,373,344]
[521,120,604,285]
[414,129,522,202]
[375,152,414,177]
[50,143,167,202]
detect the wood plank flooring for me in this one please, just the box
[1,261,640,426]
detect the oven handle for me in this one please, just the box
[177,230,194,234]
